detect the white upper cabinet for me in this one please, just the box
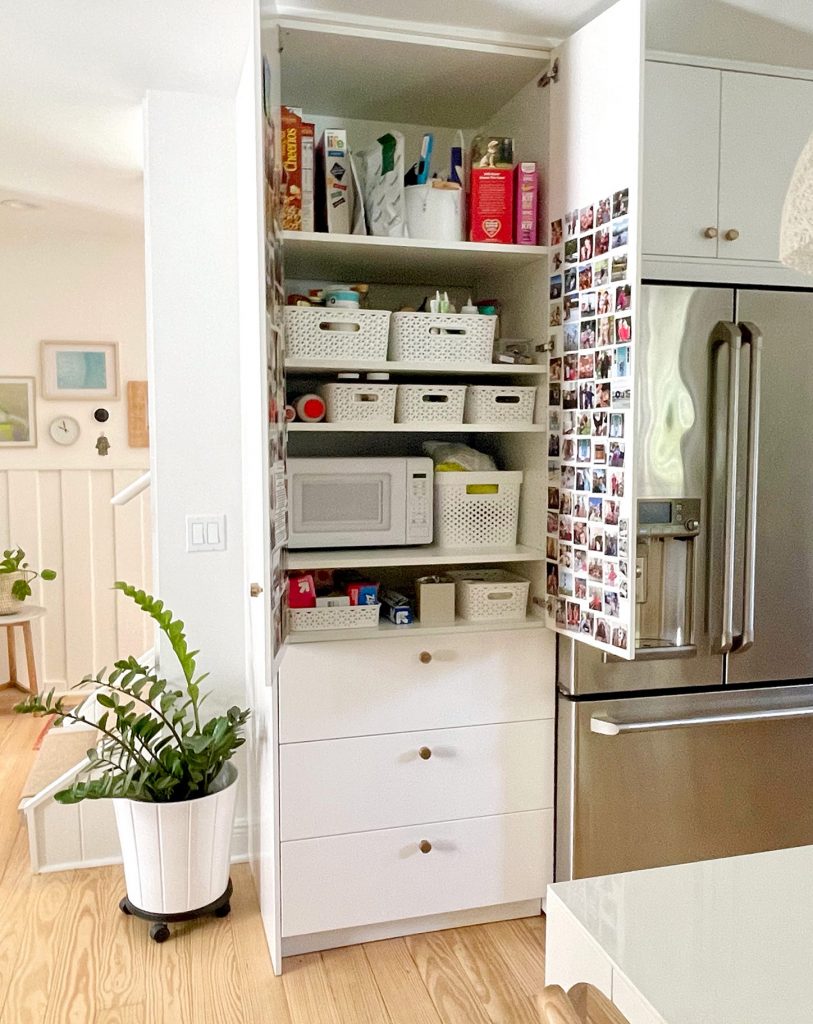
[642,62,721,258]
[643,59,813,266]
[718,71,813,262]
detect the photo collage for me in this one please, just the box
[546,188,633,656]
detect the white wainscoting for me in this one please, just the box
[0,469,152,691]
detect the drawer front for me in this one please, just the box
[282,808,552,937]
[281,719,554,840]
[280,628,554,742]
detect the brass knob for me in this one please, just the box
[724,228,740,241]
[418,746,432,760]
[703,226,718,239]
[419,840,432,854]
[419,651,432,664]
[250,582,263,597]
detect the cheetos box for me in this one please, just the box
[469,167,514,243]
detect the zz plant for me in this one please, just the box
[1,547,57,601]
[16,582,250,805]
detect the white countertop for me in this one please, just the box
[549,845,813,1024]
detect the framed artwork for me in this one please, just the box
[0,377,36,446]
[41,341,119,400]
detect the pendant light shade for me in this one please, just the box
[780,132,813,276]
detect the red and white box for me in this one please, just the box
[514,162,538,245]
[469,168,514,243]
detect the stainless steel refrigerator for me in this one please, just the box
[556,284,813,880]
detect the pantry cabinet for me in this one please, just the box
[643,58,813,266]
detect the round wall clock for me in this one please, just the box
[49,416,80,446]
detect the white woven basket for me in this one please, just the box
[395,385,466,424]
[448,569,530,621]
[434,471,523,548]
[0,572,28,616]
[288,604,380,632]
[284,308,391,360]
[389,313,496,364]
[464,385,537,424]
[320,383,397,423]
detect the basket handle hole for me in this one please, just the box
[421,395,449,403]
[487,592,513,601]
[319,321,361,332]
[494,395,521,404]
[464,484,500,495]
[352,393,380,403]
[429,327,466,336]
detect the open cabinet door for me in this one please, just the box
[238,11,287,973]
[545,0,643,659]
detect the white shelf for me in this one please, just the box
[286,358,547,377]
[288,422,546,434]
[287,615,547,644]
[287,544,545,571]
[282,231,550,284]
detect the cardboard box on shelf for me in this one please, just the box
[515,162,539,245]
[469,167,514,243]
[301,121,315,232]
[316,129,352,234]
[281,105,304,231]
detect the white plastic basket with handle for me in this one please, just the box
[320,383,397,423]
[389,313,496,363]
[448,569,530,621]
[285,308,391,360]
[464,385,538,424]
[433,471,523,548]
[288,604,381,632]
[395,385,466,424]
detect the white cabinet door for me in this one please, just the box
[719,71,813,262]
[642,62,721,258]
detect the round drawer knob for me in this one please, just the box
[418,746,432,760]
[703,226,718,239]
[724,228,740,241]
[419,651,432,664]
[686,519,700,531]
[419,840,432,854]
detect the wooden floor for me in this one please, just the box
[0,691,548,1023]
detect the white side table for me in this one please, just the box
[1,605,46,694]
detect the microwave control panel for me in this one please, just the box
[406,460,433,544]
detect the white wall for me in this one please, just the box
[0,218,148,469]
[143,91,247,715]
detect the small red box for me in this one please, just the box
[469,168,514,243]
[288,573,316,608]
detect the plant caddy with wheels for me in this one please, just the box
[16,582,250,943]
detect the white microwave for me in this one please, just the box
[287,457,434,549]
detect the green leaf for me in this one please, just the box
[40,569,57,581]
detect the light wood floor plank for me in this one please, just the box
[478,919,548,1000]
[405,930,493,1024]
[283,952,342,1024]
[448,924,540,1024]
[141,919,195,1024]
[188,899,246,1023]
[95,866,147,1010]
[362,938,444,1024]
[321,943,392,1023]
[95,1005,147,1024]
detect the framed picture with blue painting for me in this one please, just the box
[41,341,119,400]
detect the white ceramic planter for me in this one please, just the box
[113,762,238,915]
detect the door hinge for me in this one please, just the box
[538,59,559,88]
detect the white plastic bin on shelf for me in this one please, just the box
[448,569,531,621]
[395,385,467,424]
[284,308,390,360]
[434,471,523,548]
[320,383,397,423]
[464,385,538,424]
[288,604,381,633]
[389,313,496,364]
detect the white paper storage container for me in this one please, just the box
[434,471,523,548]
[449,569,531,621]
[285,307,390,360]
[289,604,381,632]
[464,385,538,424]
[395,384,466,424]
[320,383,397,423]
[389,313,496,364]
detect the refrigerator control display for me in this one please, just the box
[638,501,671,524]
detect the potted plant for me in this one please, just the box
[0,548,57,615]
[16,582,250,942]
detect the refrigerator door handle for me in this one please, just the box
[591,704,813,735]
[731,322,763,654]
[709,322,743,654]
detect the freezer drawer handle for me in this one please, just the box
[591,705,813,736]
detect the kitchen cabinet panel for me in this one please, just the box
[642,62,721,258]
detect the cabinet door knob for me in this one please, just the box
[703,226,718,238]
[250,582,263,597]
[419,840,432,854]
[724,228,740,241]
[418,746,432,760]
[419,651,432,664]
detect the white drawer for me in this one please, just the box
[281,719,554,840]
[281,808,552,937]
[280,628,554,742]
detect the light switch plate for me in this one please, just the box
[186,514,226,552]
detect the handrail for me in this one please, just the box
[110,470,151,507]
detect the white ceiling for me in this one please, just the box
[1,0,811,227]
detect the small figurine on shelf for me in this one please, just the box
[95,433,110,456]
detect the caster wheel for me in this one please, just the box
[214,901,231,919]
[119,898,132,915]
[150,923,170,943]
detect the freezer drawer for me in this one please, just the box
[557,684,813,880]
